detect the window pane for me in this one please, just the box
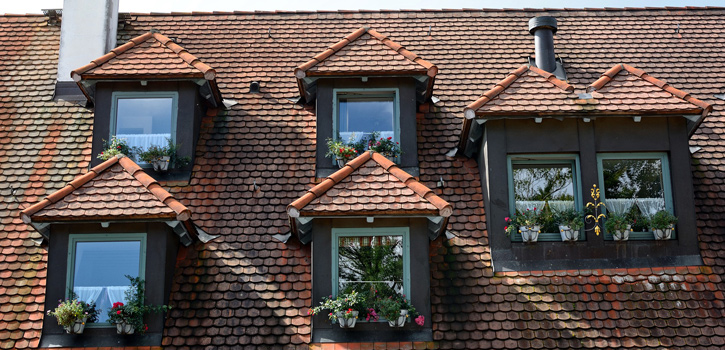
[602,158,665,216]
[337,235,403,297]
[338,97,395,143]
[512,163,575,213]
[73,241,141,323]
[115,97,173,150]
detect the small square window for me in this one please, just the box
[508,155,582,242]
[332,228,410,301]
[334,90,399,144]
[111,92,178,151]
[598,153,673,240]
[67,233,146,325]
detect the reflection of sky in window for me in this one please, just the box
[116,98,172,135]
[513,164,574,200]
[337,235,403,295]
[338,97,394,140]
[602,159,663,199]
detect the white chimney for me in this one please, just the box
[55,0,119,100]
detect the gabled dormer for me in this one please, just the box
[294,27,438,177]
[72,30,222,180]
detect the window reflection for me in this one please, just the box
[337,235,403,297]
[338,97,395,143]
[602,158,665,217]
[115,97,173,150]
[512,163,575,213]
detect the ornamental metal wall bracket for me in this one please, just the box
[585,184,606,235]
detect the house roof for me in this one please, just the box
[287,151,452,218]
[20,155,191,223]
[1,7,725,350]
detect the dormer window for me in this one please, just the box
[111,92,178,150]
[335,89,399,143]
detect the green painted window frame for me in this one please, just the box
[597,152,673,240]
[332,88,401,161]
[66,233,147,328]
[109,91,179,144]
[507,154,583,242]
[331,227,410,300]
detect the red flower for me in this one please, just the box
[144,324,149,331]
[387,136,392,140]
[116,310,122,315]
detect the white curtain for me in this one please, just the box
[547,200,575,213]
[116,133,170,150]
[606,198,637,215]
[339,131,395,145]
[636,198,666,217]
[106,286,130,305]
[515,201,546,212]
[74,286,104,305]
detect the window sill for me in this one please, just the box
[39,329,162,348]
[312,327,432,343]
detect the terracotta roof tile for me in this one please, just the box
[20,155,190,223]
[287,151,452,218]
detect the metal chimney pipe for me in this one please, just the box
[528,16,558,73]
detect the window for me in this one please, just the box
[508,155,582,241]
[332,228,410,299]
[597,153,673,240]
[67,233,146,325]
[110,92,178,151]
[333,89,400,144]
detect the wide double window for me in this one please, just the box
[332,228,409,299]
[110,92,178,151]
[508,155,582,241]
[598,153,673,240]
[333,89,399,145]
[67,233,146,324]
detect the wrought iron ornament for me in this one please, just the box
[585,184,606,235]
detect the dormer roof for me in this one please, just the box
[71,30,221,105]
[294,27,437,102]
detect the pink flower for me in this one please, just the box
[505,217,510,222]
[415,315,425,326]
[117,310,122,315]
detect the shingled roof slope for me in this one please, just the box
[20,155,191,223]
[287,151,452,217]
[1,7,725,350]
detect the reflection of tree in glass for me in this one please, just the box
[602,159,663,199]
[513,166,574,201]
[338,236,403,298]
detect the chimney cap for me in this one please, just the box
[528,16,558,35]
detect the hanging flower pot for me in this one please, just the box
[612,225,631,241]
[335,157,346,168]
[558,225,579,241]
[520,225,540,243]
[63,317,87,334]
[335,310,359,328]
[116,321,135,335]
[388,309,408,327]
[652,227,673,240]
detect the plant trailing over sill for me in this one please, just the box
[46,297,99,332]
[107,275,171,334]
[138,138,190,170]
[98,136,138,160]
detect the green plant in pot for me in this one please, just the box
[97,136,138,161]
[649,210,677,240]
[504,207,542,243]
[324,138,358,168]
[107,276,171,335]
[366,131,401,160]
[376,294,419,327]
[309,290,362,328]
[604,212,633,241]
[138,138,190,172]
[46,298,99,334]
[556,208,584,242]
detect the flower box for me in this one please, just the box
[652,227,673,240]
[335,310,358,328]
[152,156,170,172]
[63,317,87,334]
[116,321,135,335]
[520,225,540,243]
[558,225,579,241]
[612,225,631,241]
[387,309,408,327]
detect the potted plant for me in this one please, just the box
[604,212,633,241]
[556,208,584,241]
[46,298,99,334]
[325,138,358,168]
[309,290,362,328]
[367,132,401,161]
[649,210,677,240]
[107,276,171,335]
[138,138,191,172]
[376,294,419,327]
[97,136,138,161]
[504,207,542,243]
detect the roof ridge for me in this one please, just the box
[294,26,437,79]
[287,151,452,218]
[71,30,216,81]
[20,155,191,223]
